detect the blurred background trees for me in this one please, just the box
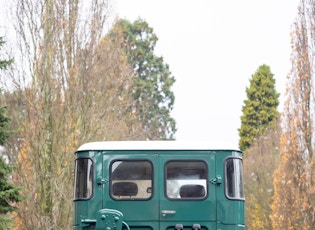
[2,0,315,228]
[243,118,280,229]
[110,19,176,140]
[243,0,315,229]
[240,64,280,229]
[0,0,176,229]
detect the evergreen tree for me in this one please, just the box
[0,157,23,229]
[0,37,22,229]
[238,64,279,151]
[110,18,176,140]
[0,37,13,70]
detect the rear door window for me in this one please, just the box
[165,160,208,199]
[110,160,153,200]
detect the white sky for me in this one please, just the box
[113,0,300,147]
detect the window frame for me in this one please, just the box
[164,159,208,200]
[109,159,154,201]
[224,157,245,200]
[73,157,94,201]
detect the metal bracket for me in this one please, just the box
[210,175,222,185]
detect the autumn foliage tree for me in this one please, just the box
[243,117,281,229]
[271,0,315,229]
[1,0,146,229]
[239,64,280,151]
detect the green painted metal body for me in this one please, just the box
[73,141,245,230]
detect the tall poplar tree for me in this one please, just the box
[1,1,144,229]
[0,37,22,229]
[238,64,279,151]
[110,18,176,140]
[271,0,315,228]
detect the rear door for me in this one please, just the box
[159,152,217,229]
[104,153,159,229]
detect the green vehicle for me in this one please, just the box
[73,141,245,230]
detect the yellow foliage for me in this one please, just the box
[271,3,315,225]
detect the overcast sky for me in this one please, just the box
[113,0,299,147]
[0,1,300,148]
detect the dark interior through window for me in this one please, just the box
[110,160,153,200]
[225,158,244,199]
[74,158,93,200]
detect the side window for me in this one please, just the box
[225,158,245,199]
[165,160,207,199]
[74,158,93,200]
[110,160,153,200]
